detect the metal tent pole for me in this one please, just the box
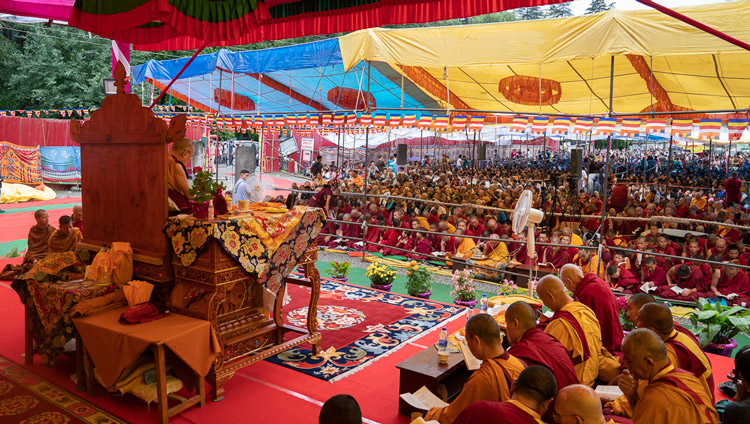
[596,56,615,275]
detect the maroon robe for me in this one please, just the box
[317,220,337,246]
[657,265,709,300]
[716,270,750,305]
[613,268,640,292]
[407,239,433,260]
[643,266,668,287]
[543,248,572,268]
[510,328,578,389]
[441,237,459,255]
[466,223,486,242]
[376,229,399,255]
[455,400,541,424]
[363,221,382,252]
[574,273,624,355]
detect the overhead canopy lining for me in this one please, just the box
[133,1,750,116]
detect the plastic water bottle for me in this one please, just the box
[480,294,488,313]
[438,327,448,353]
[207,202,215,220]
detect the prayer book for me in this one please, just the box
[458,340,482,371]
[640,282,657,293]
[595,385,624,399]
[400,386,449,411]
[670,286,686,295]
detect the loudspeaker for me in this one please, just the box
[397,144,407,165]
[571,148,583,178]
[477,144,487,161]
[235,144,257,183]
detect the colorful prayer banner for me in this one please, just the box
[433,115,450,131]
[645,119,667,134]
[595,118,616,135]
[619,119,642,137]
[510,116,528,133]
[467,116,484,132]
[550,117,571,135]
[671,119,692,137]
[530,117,549,135]
[451,115,468,131]
[728,119,749,141]
[574,118,593,135]
[698,118,721,140]
[417,115,433,129]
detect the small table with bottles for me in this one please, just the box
[395,345,472,416]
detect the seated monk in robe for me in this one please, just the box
[407,231,432,261]
[554,385,612,424]
[571,247,605,279]
[640,256,667,292]
[561,264,624,359]
[317,217,338,247]
[445,230,476,268]
[468,234,509,277]
[607,265,640,293]
[0,210,55,280]
[536,275,606,387]
[71,204,83,235]
[626,293,699,345]
[454,366,557,424]
[166,137,194,215]
[328,214,353,249]
[506,301,578,423]
[618,329,718,424]
[541,237,572,268]
[711,262,750,305]
[364,215,387,252]
[424,314,525,424]
[48,215,82,253]
[375,220,400,255]
[658,264,709,301]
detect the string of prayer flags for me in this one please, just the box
[530,116,549,135]
[550,117,571,135]
[619,119,642,137]
[595,118,616,136]
[670,119,692,137]
[510,116,528,133]
[574,117,593,135]
[727,119,749,141]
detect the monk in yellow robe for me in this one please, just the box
[425,314,525,424]
[469,234,510,272]
[48,215,82,253]
[637,303,714,402]
[619,329,718,424]
[536,275,602,386]
[445,229,476,268]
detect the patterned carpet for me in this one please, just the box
[0,356,125,424]
[266,277,466,382]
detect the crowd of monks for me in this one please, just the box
[0,206,83,280]
[417,264,721,424]
[297,166,750,304]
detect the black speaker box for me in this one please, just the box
[571,148,583,178]
[396,144,408,165]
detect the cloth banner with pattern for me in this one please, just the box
[0,141,42,184]
[164,206,324,294]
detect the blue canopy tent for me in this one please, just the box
[132,38,440,116]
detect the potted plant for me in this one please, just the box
[189,170,225,218]
[687,298,750,357]
[451,269,477,307]
[405,261,432,299]
[616,295,635,331]
[366,261,397,291]
[324,261,350,282]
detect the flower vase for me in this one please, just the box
[454,298,478,308]
[416,290,432,299]
[704,338,738,357]
[371,283,393,292]
[190,201,210,219]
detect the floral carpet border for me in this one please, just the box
[266,277,467,382]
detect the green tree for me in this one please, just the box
[547,3,573,18]
[585,0,614,14]
[516,6,546,21]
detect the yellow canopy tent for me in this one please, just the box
[339,0,750,116]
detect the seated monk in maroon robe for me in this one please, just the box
[607,265,640,294]
[640,256,667,293]
[506,301,578,423]
[0,210,55,281]
[71,204,83,236]
[454,366,557,424]
[328,213,356,249]
[317,218,338,247]
[542,237,572,268]
[658,264,709,301]
[561,264,624,357]
[374,225,399,255]
[407,232,432,261]
[364,215,387,252]
[711,262,750,306]
[383,223,412,256]
[438,234,458,255]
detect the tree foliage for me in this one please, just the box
[517,6,546,21]
[585,0,614,14]
[547,3,574,18]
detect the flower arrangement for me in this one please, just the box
[450,269,476,302]
[189,170,226,203]
[324,261,350,280]
[405,261,432,296]
[616,295,634,331]
[366,261,397,287]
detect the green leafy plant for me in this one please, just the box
[405,261,432,296]
[687,298,750,347]
[324,261,350,279]
[450,269,476,302]
[189,170,226,203]
[2,247,20,259]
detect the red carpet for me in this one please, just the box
[0,355,126,423]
